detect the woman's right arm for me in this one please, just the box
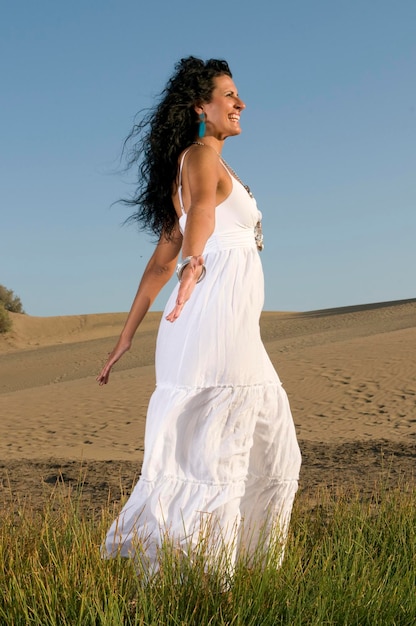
[97,226,182,385]
[165,145,220,321]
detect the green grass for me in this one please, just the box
[1,481,415,625]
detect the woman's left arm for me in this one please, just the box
[97,227,182,385]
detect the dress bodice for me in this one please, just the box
[179,177,262,254]
[177,150,262,254]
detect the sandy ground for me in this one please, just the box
[1,299,415,512]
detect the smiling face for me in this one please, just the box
[196,74,246,141]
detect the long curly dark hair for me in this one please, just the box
[122,56,232,239]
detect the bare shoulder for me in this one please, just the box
[183,143,220,175]
[175,143,228,207]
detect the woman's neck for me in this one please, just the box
[193,136,224,155]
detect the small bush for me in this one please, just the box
[0,283,25,314]
[0,303,12,333]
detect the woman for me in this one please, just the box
[97,56,301,574]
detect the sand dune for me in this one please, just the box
[0,310,160,352]
[1,299,415,506]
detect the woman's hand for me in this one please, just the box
[165,255,205,322]
[96,338,132,385]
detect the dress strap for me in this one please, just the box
[178,146,230,215]
[219,158,232,181]
[177,148,191,216]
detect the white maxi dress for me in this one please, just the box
[103,157,302,571]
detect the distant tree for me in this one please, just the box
[0,284,25,333]
[0,303,12,333]
[0,284,25,314]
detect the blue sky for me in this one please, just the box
[1,1,415,316]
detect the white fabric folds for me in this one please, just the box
[103,174,301,573]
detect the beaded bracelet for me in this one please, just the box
[176,256,206,283]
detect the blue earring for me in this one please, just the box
[198,112,206,138]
